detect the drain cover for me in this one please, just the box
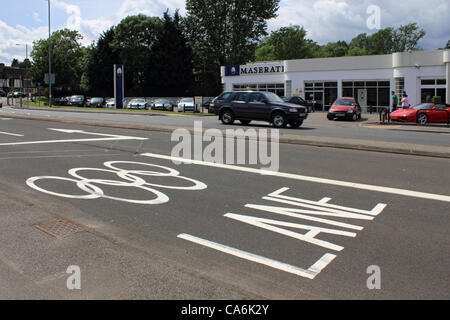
[34,218,87,239]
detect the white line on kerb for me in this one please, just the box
[177,233,336,279]
[141,153,450,203]
[0,131,23,137]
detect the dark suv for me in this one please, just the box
[214,91,308,128]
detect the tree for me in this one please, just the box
[186,0,280,95]
[315,41,348,58]
[445,40,450,49]
[85,27,122,97]
[111,15,163,97]
[30,29,84,96]
[147,11,194,96]
[392,23,426,52]
[366,27,394,54]
[344,24,424,56]
[254,25,315,61]
[11,59,19,67]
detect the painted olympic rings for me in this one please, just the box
[26,161,207,205]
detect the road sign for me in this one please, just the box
[44,73,55,85]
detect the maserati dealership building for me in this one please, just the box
[221,50,450,111]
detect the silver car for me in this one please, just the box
[151,99,173,111]
[127,98,148,110]
[177,98,196,112]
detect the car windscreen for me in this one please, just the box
[92,98,103,102]
[71,96,83,101]
[333,99,353,106]
[181,98,193,103]
[265,92,284,103]
[411,103,433,110]
[155,100,169,103]
[133,99,146,103]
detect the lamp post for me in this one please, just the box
[15,43,28,61]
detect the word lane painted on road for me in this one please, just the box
[179,187,387,280]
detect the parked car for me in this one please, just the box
[327,97,361,121]
[216,91,308,128]
[127,98,148,110]
[13,91,27,98]
[390,103,450,125]
[106,98,115,108]
[0,89,6,97]
[151,98,173,111]
[283,96,314,113]
[87,97,104,108]
[69,95,85,107]
[0,100,2,108]
[177,97,196,112]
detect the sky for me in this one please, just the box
[0,0,449,65]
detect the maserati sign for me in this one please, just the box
[225,64,285,76]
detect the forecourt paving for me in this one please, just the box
[0,118,448,299]
[1,105,450,159]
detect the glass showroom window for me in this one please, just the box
[420,79,446,103]
[232,83,284,96]
[342,80,390,107]
[305,81,337,111]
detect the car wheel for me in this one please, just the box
[289,120,303,129]
[240,120,251,125]
[352,112,358,121]
[221,110,235,125]
[417,113,428,125]
[272,113,287,128]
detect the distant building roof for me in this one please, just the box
[0,63,31,79]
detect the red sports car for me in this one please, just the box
[390,103,450,125]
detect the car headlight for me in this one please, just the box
[347,108,354,113]
[288,108,297,113]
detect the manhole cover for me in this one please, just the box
[34,218,87,239]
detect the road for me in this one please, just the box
[0,116,448,299]
[2,103,450,148]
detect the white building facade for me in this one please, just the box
[221,50,450,111]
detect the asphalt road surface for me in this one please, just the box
[2,103,450,148]
[0,117,449,299]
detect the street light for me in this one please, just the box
[15,43,28,61]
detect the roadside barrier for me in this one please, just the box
[378,107,390,124]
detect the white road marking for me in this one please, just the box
[177,233,336,279]
[224,213,355,251]
[0,128,147,146]
[0,131,23,137]
[141,153,450,203]
[26,161,207,204]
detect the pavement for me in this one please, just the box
[2,102,450,159]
